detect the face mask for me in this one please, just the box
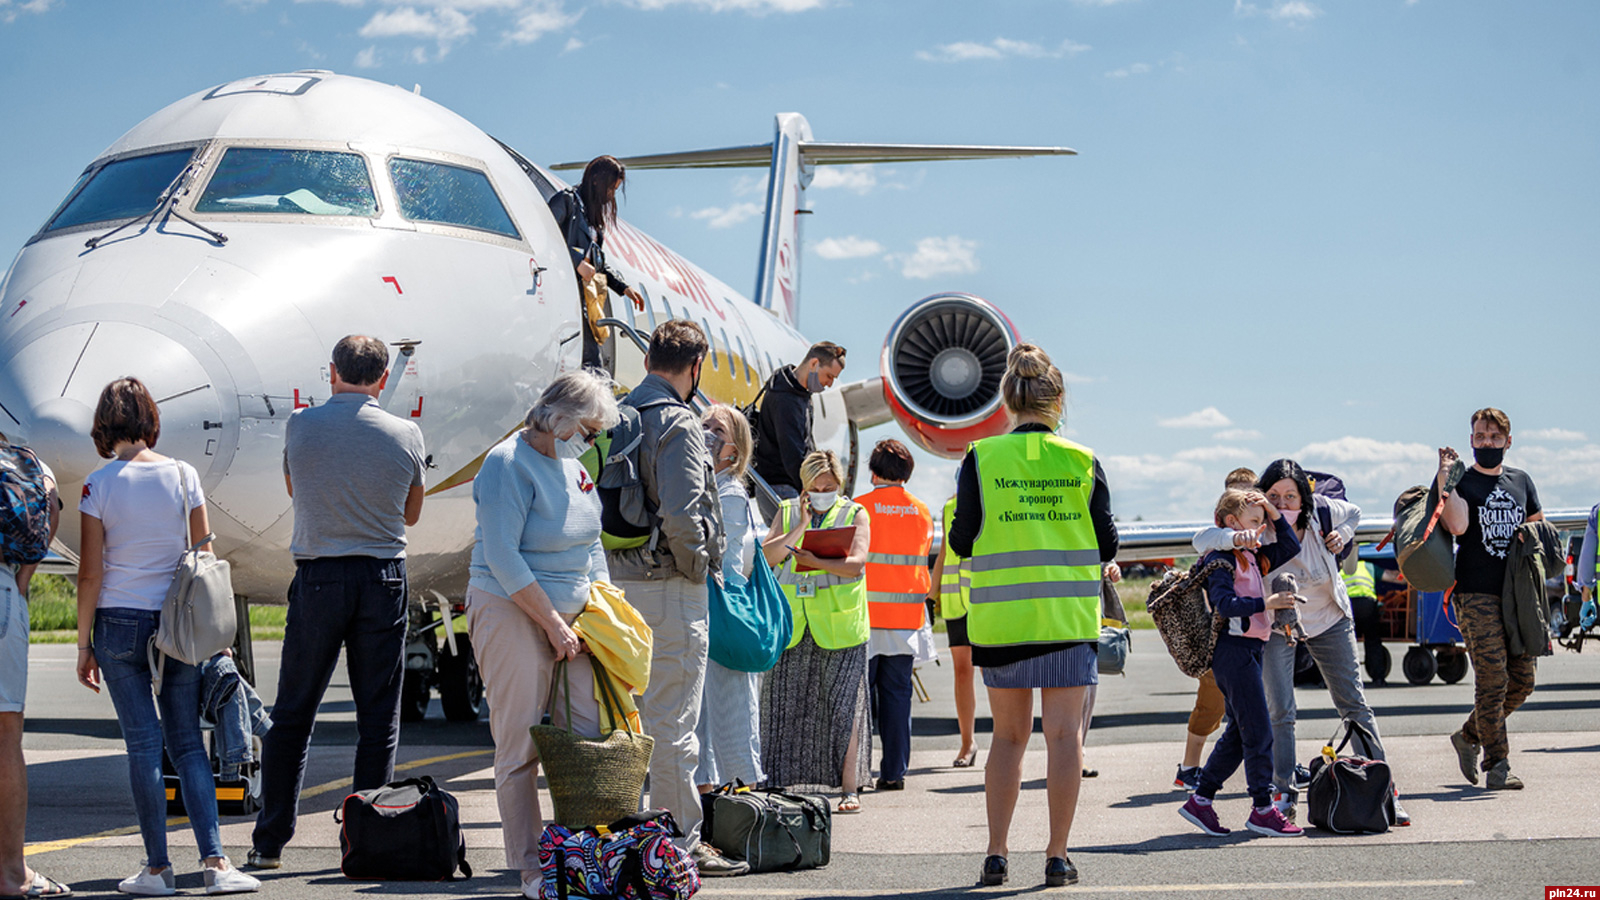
[1473,445,1505,469]
[703,428,724,458]
[808,490,837,512]
[556,431,593,460]
[1276,505,1299,525]
[805,369,824,393]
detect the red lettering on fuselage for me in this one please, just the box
[610,222,726,321]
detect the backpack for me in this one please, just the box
[1384,459,1463,593]
[1306,470,1354,565]
[337,776,472,881]
[538,809,700,900]
[598,397,677,549]
[1145,557,1233,678]
[736,384,767,458]
[0,442,52,566]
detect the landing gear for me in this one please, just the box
[437,640,484,722]
[400,592,483,723]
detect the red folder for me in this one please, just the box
[795,526,856,573]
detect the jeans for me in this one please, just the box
[94,608,224,866]
[1198,636,1274,807]
[253,557,407,855]
[868,654,913,782]
[1262,617,1386,796]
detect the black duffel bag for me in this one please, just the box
[337,776,472,880]
[1306,719,1395,834]
[704,783,830,872]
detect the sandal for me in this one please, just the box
[952,749,978,768]
[24,871,73,897]
[836,792,861,814]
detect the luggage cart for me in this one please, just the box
[1357,546,1469,686]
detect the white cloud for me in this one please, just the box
[1234,0,1322,23]
[623,0,827,11]
[1511,445,1600,510]
[1214,428,1262,441]
[562,36,583,52]
[1523,427,1587,442]
[812,236,885,260]
[691,202,762,229]
[1159,407,1232,429]
[732,173,769,196]
[1104,61,1152,78]
[354,45,382,68]
[505,1,580,43]
[896,236,979,280]
[0,0,55,24]
[1175,445,1255,463]
[811,166,877,194]
[917,37,1090,63]
[359,5,476,57]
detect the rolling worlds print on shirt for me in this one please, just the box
[1478,487,1525,559]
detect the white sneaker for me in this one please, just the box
[204,865,262,895]
[118,864,176,896]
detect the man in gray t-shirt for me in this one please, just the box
[251,335,425,868]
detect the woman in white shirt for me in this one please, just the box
[75,377,259,896]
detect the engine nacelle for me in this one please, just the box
[880,292,1018,459]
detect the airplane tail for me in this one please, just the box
[552,118,1073,329]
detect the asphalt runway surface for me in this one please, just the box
[18,637,1600,899]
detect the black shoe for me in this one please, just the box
[1081,768,1099,778]
[1045,856,1078,887]
[875,778,905,791]
[981,855,1008,886]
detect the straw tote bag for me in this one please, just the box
[530,661,654,829]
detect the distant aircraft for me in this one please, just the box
[0,71,1071,715]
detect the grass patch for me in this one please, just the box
[1117,574,1159,630]
[27,575,288,642]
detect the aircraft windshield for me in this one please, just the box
[196,148,377,216]
[389,158,519,239]
[44,149,195,232]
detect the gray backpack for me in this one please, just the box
[150,462,236,693]
[597,396,676,548]
[1387,459,1463,593]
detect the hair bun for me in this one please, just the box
[1007,343,1052,379]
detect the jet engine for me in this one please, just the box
[877,292,1018,458]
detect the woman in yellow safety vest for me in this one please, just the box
[947,344,1119,889]
[758,449,874,814]
[932,470,979,769]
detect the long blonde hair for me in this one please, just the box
[1000,343,1064,423]
[702,404,752,481]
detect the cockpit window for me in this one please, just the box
[388,158,519,239]
[196,148,377,216]
[44,149,194,232]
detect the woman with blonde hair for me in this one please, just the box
[759,449,873,813]
[695,405,764,796]
[947,344,1119,887]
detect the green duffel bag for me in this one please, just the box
[1390,459,1464,593]
[704,785,830,872]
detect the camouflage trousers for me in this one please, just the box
[1456,591,1537,767]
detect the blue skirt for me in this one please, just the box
[981,643,1098,690]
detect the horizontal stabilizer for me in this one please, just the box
[551,141,1075,171]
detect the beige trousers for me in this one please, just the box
[617,575,709,850]
[465,587,600,878]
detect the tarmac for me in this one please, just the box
[17,635,1600,899]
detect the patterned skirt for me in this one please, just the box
[759,632,871,791]
[981,642,1099,690]
[695,659,764,787]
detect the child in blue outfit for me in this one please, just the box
[1179,489,1305,837]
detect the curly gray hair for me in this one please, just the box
[525,369,621,436]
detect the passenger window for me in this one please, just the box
[389,158,519,238]
[45,149,194,232]
[704,319,719,370]
[662,299,675,321]
[734,335,751,383]
[196,148,376,216]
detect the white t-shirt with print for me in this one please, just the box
[80,459,204,611]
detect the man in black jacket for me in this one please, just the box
[752,341,846,498]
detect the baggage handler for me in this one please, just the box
[856,439,933,791]
[947,344,1118,888]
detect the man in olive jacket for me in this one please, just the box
[606,320,736,874]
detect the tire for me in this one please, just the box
[438,640,484,722]
[1402,646,1438,685]
[1365,645,1392,683]
[400,669,430,723]
[1436,648,1470,684]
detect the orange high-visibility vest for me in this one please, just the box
[858,484,934,630]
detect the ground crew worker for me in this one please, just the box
[758,450,874,814]
[947,343,1118,888]
[932,478,978,769]
[856,439,933,791]
[1343,558,1386,685]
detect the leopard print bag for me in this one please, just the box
[1146,557,1232,678]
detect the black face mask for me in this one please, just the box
[688,361,702,402]
[1473,445,1505,469]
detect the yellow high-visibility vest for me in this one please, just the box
[939,496,971,620]
[775,498,871,650]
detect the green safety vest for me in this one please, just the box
[939,496,971,620]
[776,498,871,651]
[966,432,1101,647]
[1342,562,1377,600]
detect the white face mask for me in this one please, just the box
[556,431,593,460]
[808,490,837,512]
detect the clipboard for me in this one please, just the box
[795,525,856,573]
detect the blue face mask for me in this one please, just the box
[556,430,593,460]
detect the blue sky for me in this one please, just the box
[2,0,1595,522]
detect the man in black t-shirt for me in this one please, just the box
[1438,407,1542,791]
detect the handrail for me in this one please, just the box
[596,316,784,520]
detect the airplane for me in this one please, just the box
[0,70,1071,720]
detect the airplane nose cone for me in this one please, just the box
[27,396,100,484]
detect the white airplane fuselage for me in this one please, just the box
[0,72,845,601]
